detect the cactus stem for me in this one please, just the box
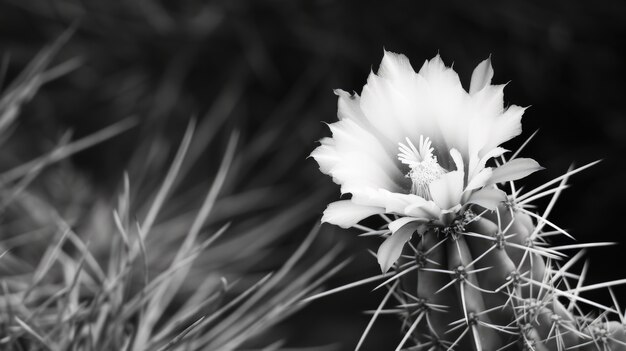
[466,279,497,294]
[495,271,527,293]
[498,208,519,235]
[466,243,498,267]
[422,267,455,274]
[435,276,459,295]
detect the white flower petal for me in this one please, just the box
[375,190,439,219]
[481,105,526,157]
[310,138,337,175]
[321,200,383,229]
[310,118,406,199]
[417,55,469,155]
[378,218,424,273]
[404,200,441,219]
[388,217,422,233]
[466,84,506,157]
[465,167,493,192]
[418,54,464,91]
[469,57,494,95]
[335,89,396,156]
[488,158,543,185]
[350,187,414,209]
[358,53,486,168]
[315,52,531,232]
[335,89,365,122]
[429,170,464,210]
[449,148,464,172]
[467,188,507,210]
[472,147,508,178]
[379,190,423,215]
[378,50,416,81]
[360,52,423,145]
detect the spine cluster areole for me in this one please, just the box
[310,51,626,351]
[361,172,626,350]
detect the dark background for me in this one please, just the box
[1,0,625,349]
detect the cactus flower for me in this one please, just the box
[309,51,626,351]
[311,51,542,272]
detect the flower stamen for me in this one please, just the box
[398,136,447,199]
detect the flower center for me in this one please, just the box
[398,136,447,199]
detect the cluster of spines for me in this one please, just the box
[382,204,624,350]
[315,158,626,351]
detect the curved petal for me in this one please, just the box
[378,218,425,273]
[488,158,543,185]
[470,147,508,179]
[360,52,470,160]
[334,89,398,158]
[350,187,409,209]
[480,105,526,157]
[321,200,384,229]
[378,50,416,82]
[404,199,441,219]
[416,55,469,156]
[335,89,366,122]
[467,188,507,211]
[449,148,464,173]
[315,52,531,234]
[310,118,406,198]
[466,84,506,157]
[418,54,463,91]
[469,57,494,95]
[465,167,493,192]
[429,170,464,210]
[388,217,422,233]
[310,137,338,175]
[360,51,423,145]
[379,190,423,215]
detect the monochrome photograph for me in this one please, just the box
[1,1,625,350]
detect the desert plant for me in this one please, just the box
[311,51,626,350]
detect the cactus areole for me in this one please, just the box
[311,51,626,350]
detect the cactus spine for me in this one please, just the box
[310,51,626,350]
[362,187,626,350]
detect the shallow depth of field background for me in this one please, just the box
[1,0,626,349]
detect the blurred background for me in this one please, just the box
[1,0,625,349]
